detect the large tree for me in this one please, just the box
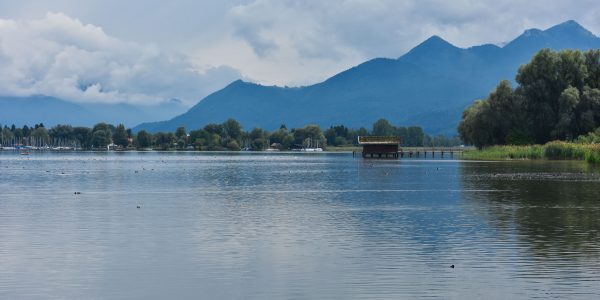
[459,49,600,147]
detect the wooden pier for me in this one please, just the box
[357,136,467,159]
[398,147,465,158]
[358,136,400,158]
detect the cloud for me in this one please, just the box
[226,0,600,66]
[0,12,241,106]
[2,1,600,94]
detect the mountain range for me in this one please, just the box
[0,96,186,128]
[135,20,600,135]
[2,21,599,135]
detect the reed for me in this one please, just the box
[461,141,600,163]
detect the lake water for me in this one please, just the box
[1,152,599,299]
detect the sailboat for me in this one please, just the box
[302,138,323,152]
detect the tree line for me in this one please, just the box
[458,49,600,149]
[1,118,460,150]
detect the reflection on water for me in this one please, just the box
[0,152,599,299]
[460,161,600,294]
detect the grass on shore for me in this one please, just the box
[325,146,362,152]
[461,141,600,163]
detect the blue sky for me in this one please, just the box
[0,0,599,106]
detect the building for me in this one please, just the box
[358,136,400,158]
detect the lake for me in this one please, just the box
[1,152,599,299]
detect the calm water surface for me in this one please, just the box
[1,152,599,299]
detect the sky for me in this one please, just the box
[0,0,599,106]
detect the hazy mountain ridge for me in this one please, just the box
[135,20,600,134]
[0,95,186,128]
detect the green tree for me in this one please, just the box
[189,129,209,150]
[458,100,494,149]
[91,129,112,148]
[153,132,176,150]
[22,125,30,137]
[249,128,267,150]
[113,124,129,147]
[136,130,152,149]
[372,118,395,136]
[226,140,241,151]
[175,127,187,140]
[269,127,293,149]
[175,127,188,149]
[578,87,600,133]
[1,127,14,146]
[30,127,49,145]
[73,127,92,149]
[204,123,223,135]
[459,49,600,146]
[222,119,242,141]
[406,126,425,146]
[292,125,325,148]
[554,86,580,140]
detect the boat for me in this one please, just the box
[302,138,323,152]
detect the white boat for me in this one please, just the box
[301,138,323,151]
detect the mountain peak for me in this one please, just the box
[551,20,585,30]
[419,35,456,48]
[400,35,459,60]
[522,28,543,37]
[545,20,595,37]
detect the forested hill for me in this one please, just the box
[135,20,600,134]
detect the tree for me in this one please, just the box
[189,129,209,150]
[175,127,187,140]
[30,127,49,145]
[204,123,223,135]
[73,127,92,148]
[459,49,600,146]
[372,118,395,136]
[292,125,325,148]
[49,125,75,142]
[458,100,493,149]
[91,129,111,148]
[136,130,152,149]
[578,87,600,133]
[249,128,267,150]
[226,140,241,151]
[175,126,188,149]
[554,86,580,140]
[406,126,425,146]
[113,124,129,147]
[222,119,242,141]
[22,125,30,137]
[325,125,350,146]
[1,127,14,146]
[269,127,293,148]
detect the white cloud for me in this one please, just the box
[216,0,600,86]
[227,0,600,59]
[1,1,600,96]
[0,12,241,106]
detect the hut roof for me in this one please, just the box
[357,136,401,145]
